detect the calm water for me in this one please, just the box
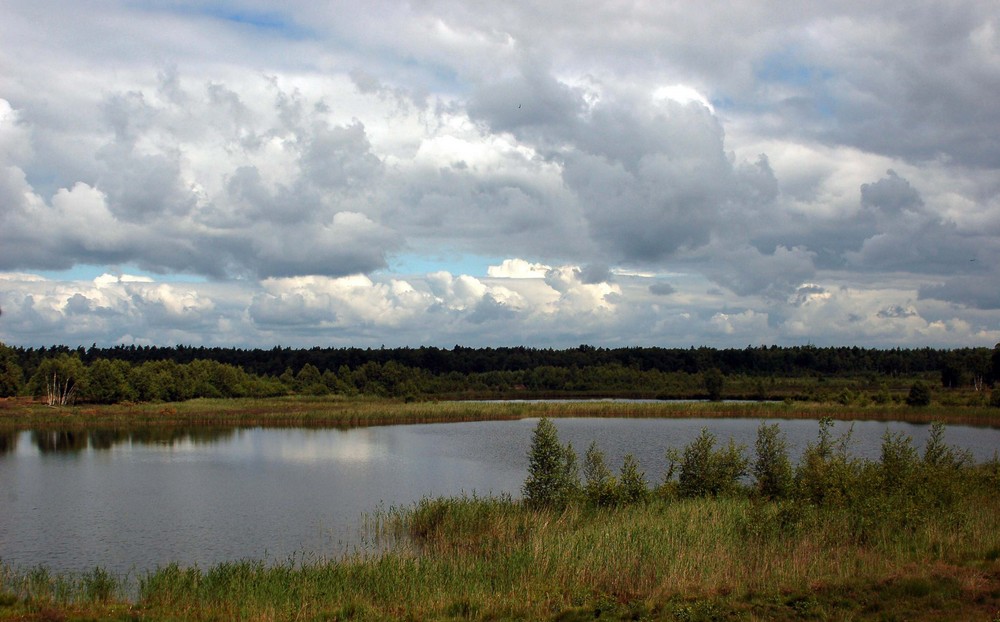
[1,417,999,575]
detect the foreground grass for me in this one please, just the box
[3,490,1000,621]
[2,394,1000,432]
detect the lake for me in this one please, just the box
[2,417,998,575]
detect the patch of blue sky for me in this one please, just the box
[35,264,206,283]
[714,50,839,119]
[756,51,833,87]
[385,252,505,277]
[372,53,466,97]
[164,3,312,40]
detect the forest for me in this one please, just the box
[1,341,998,406]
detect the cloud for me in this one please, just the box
[1,1,999,349]
[487,259,550,279]
[648,283,676,296]
[919,277,1000,310]
[706,244,817,299]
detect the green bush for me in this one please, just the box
[667,428,748,498]
[703,368,724,401]
[522,418,579,508]
[752,422,793,499]
[906,381,931,407]
[617,453,649,504]
[794,418,860,507]
[583,441,618,507]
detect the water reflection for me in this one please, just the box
[3,418,1000,575]
[24,428,238,453]
[125,427,236,447]
[0,431,17,454]
[32,430,89,453]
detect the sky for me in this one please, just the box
[1,0,998,350]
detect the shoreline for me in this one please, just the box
[2,395,999,431]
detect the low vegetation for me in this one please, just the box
[4,394,1000,436]
[2,419,999,620]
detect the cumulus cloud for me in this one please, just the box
[1,1,998,348]
[706,244,816,299]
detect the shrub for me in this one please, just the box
[617,453,649,504]
[752,422,793,499]
[522,418,579,508]
[794,418,860,506]
[878,430,919,491]
[583,441,617,507]
[703,368,724,401]
[667,428,748,498]
[906,381,931,407]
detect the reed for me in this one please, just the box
[3,395,1000,431]
[4,485,998,620]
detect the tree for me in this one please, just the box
[28,354,87,406]
[522,418,578,508]
[0,342,24,397]
[583,441,617,507]
[752,422,793,499]
[668,428,748,498]
[794,418,859,506]
[906,381,931,407]
[703,368,724,401]
[83,359,135,404]
[617,453,649,504]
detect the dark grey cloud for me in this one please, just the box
[877,305,917,319]
[648,282,676,296]
[578,264,612,285]
[467,67,587,138]
[919,277,1000,310]
[846,170,986,276]
[706,244,816,299]
[860,169,923,215]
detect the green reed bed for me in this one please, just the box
[6,490,995,621]
[4,394,1000,432]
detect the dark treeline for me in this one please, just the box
[1,341,998,405]
[9,343,1000,378]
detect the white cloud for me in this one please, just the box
[1,1,998,348]
[487,259,550,279]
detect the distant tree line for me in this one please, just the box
[1,341,998,405]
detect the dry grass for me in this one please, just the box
[3,395,999,432]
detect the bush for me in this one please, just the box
[667,428,748,498]
[878,430,919,491]
[583,441,618,507]
[794,418,860,506]
[617,453,649,504]
[703,368,724,401]
[752,422,793,499]
[906,381,931,407]
[522,418,579,508]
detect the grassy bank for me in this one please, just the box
[2,491,999,621]
[2,394,1000,432]
[3,417,1000,620]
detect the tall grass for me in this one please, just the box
[3,490,998,620]
[4,394,1000,432]
[3,418,999,620]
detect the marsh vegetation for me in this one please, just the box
[2,418,998,620]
